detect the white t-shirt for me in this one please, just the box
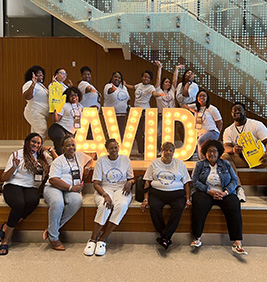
[22,81,49,112]
[223,118,267,145]
[134,83,156,109]
[206,164,222,192]
[93,155,134,191]
[56,103,83,134]
[78,80,101,110]
[3,149,52,188]
[48,152,91,186]
[103,83,130,113]
[155,86,176,113]
[188,104,222,136]
[176,82,199,106]
[144,158,191,191]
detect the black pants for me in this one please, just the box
[149,188,186,240]
[3,184,40,228]
[192,191,242,241]
[135,113,145,154]
[48,123,74,155]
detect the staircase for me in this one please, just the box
[29,0,267,118]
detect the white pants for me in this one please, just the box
[94,187,132,226]
[24,104,49,141]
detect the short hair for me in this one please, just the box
[80,66,92,74]
[109,71,124,86]
[161,142,175,152]
[105,138,118,149]
[231,102,246,111]
[160,77,172,92]
[201,140,224,158]
[182,69,195,86]
[54,68,65,76]
[142,70,153,81]
[196,90,210,111]
[64,86,82,103]
[61,135,75,147]
[24,65,45,83]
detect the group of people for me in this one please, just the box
[1,62,267,256]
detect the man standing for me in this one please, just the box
[222,102,267,202]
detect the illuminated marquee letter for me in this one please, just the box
[75,107,106,157]
[145,108,158,160]
[162,108,197,161]
[102,107,143,157]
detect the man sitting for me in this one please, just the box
[221,102,267,202]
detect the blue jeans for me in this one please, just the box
[198,130,220,159]
[43,186,82,241]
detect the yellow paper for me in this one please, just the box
[237,131,264,168]
[49,82,66,113]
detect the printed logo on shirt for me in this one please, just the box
[117,91,128,101]
[135,89,143,99]
[162,92,172,103]
[157,171,176,185]
[106,168,123,183]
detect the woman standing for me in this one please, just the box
[191,140,247,255]
[141,142,191,250]
[78,66,101,111]
[51,68,73,92]
[155,61,184,151]
[83,139,134,256]
[125,70,157,154]
[48,86,83,155]
[188,90,223,159]
[104,71,130,139]
[175,69,199,109]
[22,65,49,140]
[0,133,57,255]
[43,136,92,251]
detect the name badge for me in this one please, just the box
[71,169,81,185]
[195,113,203,130]
[74,115,81,129]
[34,169,43,182]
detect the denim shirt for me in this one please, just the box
[192,158,238,195]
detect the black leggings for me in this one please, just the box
[3,184,40,228]
[149,188,186,240]
[192,191,242,241]
[48,123,74,155]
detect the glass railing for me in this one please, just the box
[30,0,267,118]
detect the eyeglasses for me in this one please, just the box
[207,149,218,154]
[59,72,67,76]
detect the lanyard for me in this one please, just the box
[71,104,81,118]
[65,154,81,185]
[235,120,247,134]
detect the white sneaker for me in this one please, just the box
[190,238,202,248]
[95,241,106,256]
[83,240,96,256]
[237,186,246,202]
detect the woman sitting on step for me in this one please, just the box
[140,141,192,250]
[43,135,92,251]
[0,133,57,255]
[83,139,135,256]
[190,139,248,255]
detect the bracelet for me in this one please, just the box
[186,199,191,203]
[102,192,107,197]
[13,165,19,169]
[85,167,91,170]
[48,148,52,153]
[224,190,229,196]
[68,185,72,192]
[143,199,148,202]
